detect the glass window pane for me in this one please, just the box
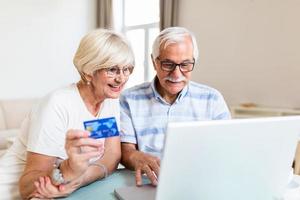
[126,29,145,87]
[147,27,160,81]
[125,0,159,26]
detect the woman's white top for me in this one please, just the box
[0,83,120,200]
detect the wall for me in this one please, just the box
[0,0,97,99]
[178,0,300,109]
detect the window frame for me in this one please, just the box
[119,0,159,82]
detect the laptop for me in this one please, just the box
[115,116,300,200]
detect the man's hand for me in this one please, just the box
[131,151,160,186]
[121,143,160,186]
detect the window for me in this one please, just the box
[113,0,160,87]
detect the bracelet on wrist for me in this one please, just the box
[89,163,108,179]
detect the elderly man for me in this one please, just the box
[120,27,231,186]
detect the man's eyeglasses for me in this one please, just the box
[157,58,195,72]
[104,65,134,77]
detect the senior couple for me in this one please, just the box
[0,27,231,199]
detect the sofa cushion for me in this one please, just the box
[0,149,6,157]
[0,129,19,150]
[0,105,6,130]
[1,99,37,129]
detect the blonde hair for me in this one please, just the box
[73,29,135,78]
[152,27,199,62]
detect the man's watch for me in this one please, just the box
[51,161,66,186]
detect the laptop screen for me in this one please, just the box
[115,116,300,200]
[156,116,300,200]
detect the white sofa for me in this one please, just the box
[0,99,38,157]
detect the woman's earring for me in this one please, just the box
[87,81,91,85]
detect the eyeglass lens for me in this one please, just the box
[160,59,194,72]
[106,66,134,77]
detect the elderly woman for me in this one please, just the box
[0,29,134,199]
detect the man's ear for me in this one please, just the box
[151,54,157,71]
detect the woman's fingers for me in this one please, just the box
[38,177,49,196]
[66,131,105,162]
[34,177,49,198]
[34,176,64,198]
[69,137,104,148]
[65,130,104,155]
[63,130,106,179]
[71,150,104,162]
[66,129,90,140]
[34,181,42,195]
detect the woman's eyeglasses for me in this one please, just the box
[105,66,134,77]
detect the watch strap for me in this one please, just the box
[51,160,67,186]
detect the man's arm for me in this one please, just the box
[120,142,138,170]
[121,143,160,186]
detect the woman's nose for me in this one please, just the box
[114,72,126,83]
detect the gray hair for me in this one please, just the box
[152,27,199,62]
[73,29,135,77]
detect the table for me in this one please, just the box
[61,169,300,200]
[61,169,141,200]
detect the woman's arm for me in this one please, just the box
[19,130,105,199]
[19,152,56,199]
[79,135,121,184]
[58,133,121,187]
[20,131,121,199]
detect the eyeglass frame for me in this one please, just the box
[156,57,195,73]
[102,65,134,78]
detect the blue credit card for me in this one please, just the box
[83,117,119,139]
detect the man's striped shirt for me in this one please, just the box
[120,78,231,158]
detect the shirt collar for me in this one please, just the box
[150,76,189,104]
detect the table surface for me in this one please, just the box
[61,169,138,200]
[61,169,300,200]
